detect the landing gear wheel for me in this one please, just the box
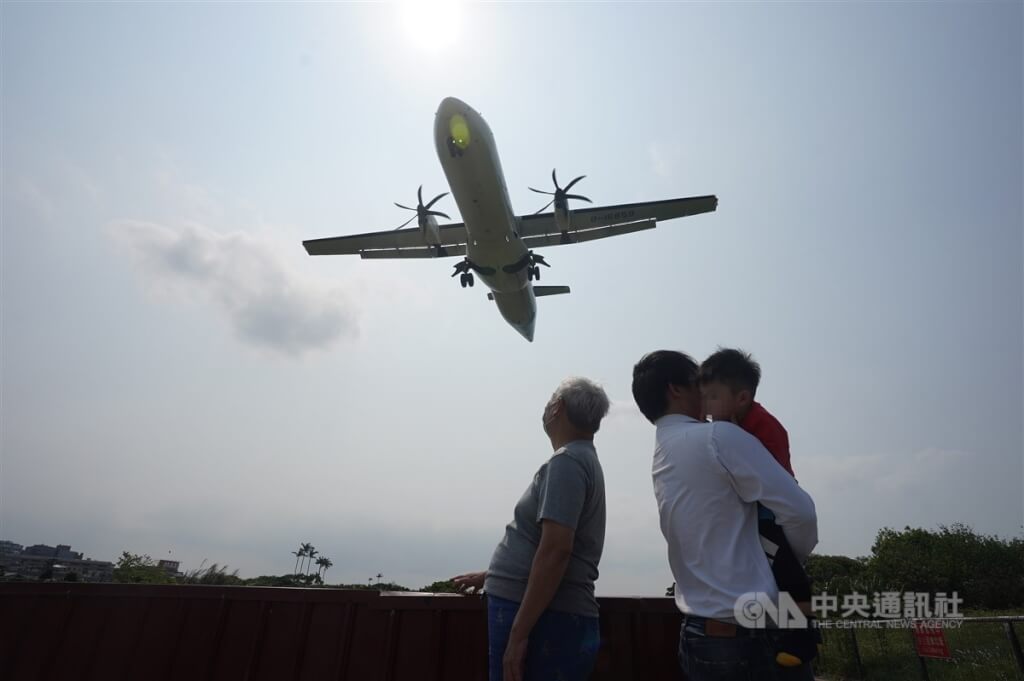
[533,267,540,281]
[460,273,468,288]
[467,273,475,287]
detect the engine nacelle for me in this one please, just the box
[419,213,442,246]
[553,195,572,232]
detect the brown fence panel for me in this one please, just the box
[1,583,695,681]
[436,606,489,681]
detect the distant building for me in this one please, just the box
[23,544,83,561]
[0,543,112,582]
[158,560,181,577]
[0,541,23,556]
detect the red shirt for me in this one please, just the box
[740,401,795,477]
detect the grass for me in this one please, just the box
[813,612,1024,681]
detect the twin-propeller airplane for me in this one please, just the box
[303,97,717,341]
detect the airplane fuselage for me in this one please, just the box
[434,98,537,341]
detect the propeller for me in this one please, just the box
[393,185,450,230]
[528,169,592,214]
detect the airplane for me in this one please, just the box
[303,97,717,342]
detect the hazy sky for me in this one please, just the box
[2,2,1021,596]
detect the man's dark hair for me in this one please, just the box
[699,348,761,397]
[631,351,700,424]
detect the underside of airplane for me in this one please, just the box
[304,97,717,341]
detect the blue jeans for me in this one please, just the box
[679,620,816,681]
[487,595,600,681]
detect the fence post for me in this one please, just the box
[1004,621,1024,675]
[848,627,865,680]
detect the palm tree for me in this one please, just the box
[304,546,319,576]
[316,556,333,580]
[292,546,304,575]
[298,542,313,575]
[376,572,383,585]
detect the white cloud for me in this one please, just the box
[108,219,358,355]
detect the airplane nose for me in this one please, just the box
[516,320,535,342]
[437,96,467,116]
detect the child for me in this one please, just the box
[700,348,818,667]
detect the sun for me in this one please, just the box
[398,1,463,53]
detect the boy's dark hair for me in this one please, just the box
[699,348,761,397]
[631,351,700,424]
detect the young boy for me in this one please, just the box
[699,348,818,667]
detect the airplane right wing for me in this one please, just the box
[518,195,717,245]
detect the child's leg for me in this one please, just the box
[757,503,819,666]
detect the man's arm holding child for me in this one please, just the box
[711,423,818,560]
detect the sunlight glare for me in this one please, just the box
[398,1,463,53]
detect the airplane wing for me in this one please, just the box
[303,222,469,257]
[518,195,717,244]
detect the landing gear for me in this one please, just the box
[459,272,475,288]
[527,266,541,282]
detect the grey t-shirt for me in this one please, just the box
[484,440,606,617]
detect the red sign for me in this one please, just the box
[913,622,952,659]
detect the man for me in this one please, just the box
[631,351,819,680]
[452,377,609,681]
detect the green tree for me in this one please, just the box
[421,579,458,593]
[113,552,174,584]
[865,524,1024,609]
[806,554,869,597]
[292,546,305,575]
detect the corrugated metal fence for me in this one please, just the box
[0,583,684,680]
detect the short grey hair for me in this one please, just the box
[548,377,611,433]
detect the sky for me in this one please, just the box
[1,2,1021,596]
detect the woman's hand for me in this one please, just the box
[451,570,487,594]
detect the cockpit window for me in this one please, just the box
[449,114,471,150]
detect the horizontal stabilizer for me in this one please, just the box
[487,285,570,301]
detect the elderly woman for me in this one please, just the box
[453,377,610,681]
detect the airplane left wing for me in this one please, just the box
[303,222,469,257]
[518,195,717,243]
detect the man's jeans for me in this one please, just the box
[679,621,816,681]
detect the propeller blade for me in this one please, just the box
[424,192,449,209]
[417,185,424,206]
[564,194,592,203]
[529,187,555,195]
[551,168,559,190]
[425,210,450,220]
[393,216,417,230]
[533,199,554,215]
[564,175,586,192]
[395,202,417,211]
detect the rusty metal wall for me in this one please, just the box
[0,583,682,680]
